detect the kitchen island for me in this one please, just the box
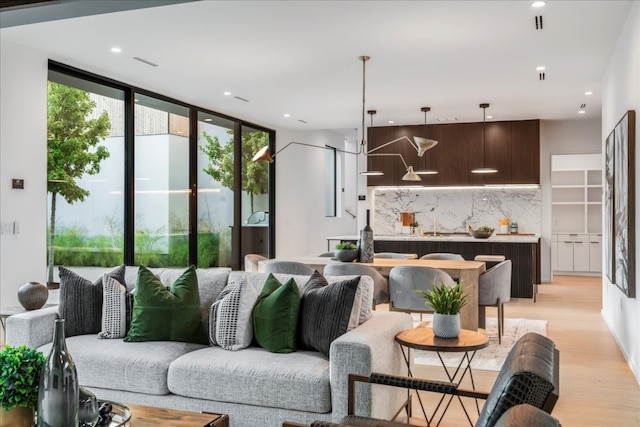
[327,234,540,299]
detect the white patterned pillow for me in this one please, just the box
[98,274,133,339]
[209,275,259,350]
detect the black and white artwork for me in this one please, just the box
[612,110,636,298]
[604,130,615,284]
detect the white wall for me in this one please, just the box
[539,118,602,282]
[273,130,359,257]
[0,39,49,307]
[601,1,640,384]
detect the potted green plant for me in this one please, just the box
[334,242,358,262]
[0,345,46,427]
[416,281,468,338]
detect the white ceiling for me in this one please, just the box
[0,0,633,140]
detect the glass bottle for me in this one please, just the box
[359,209,374,263]
[38,318,79,427]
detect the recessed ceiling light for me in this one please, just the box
[204,118,212,122]
[223,91,231,96]
[388,120,395,124]
[578,110,586,114]
[536,66,546,71]
[110,47,122,53]
[486,115,493,119]
[585,91,593,95]
[532,1,546,7]
[283,113,291,118]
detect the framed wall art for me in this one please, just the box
[611,110,636,298]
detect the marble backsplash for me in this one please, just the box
[372,187,542,235]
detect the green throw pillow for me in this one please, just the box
[252,274,301,353]
[124,265,207,344]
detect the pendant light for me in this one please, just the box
[471,103,498,174]
[415,107,438,175]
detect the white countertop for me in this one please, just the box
[327,234,540,244]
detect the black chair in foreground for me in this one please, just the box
[283,332,559,427]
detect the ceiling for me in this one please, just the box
[0,0,633,141]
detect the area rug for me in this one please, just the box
[412,316,548,371]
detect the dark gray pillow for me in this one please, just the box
[59,265,125,337]
[298,271,361,357]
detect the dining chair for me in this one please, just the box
[262,260,315,275]
[420,253,465,261]
[318,251,335,257]
[388,265,456,315]
[244,254,267,272]
[478,259,512,344]
[323,263,389,306]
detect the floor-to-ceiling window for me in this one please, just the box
[46,70,125,284]
[46,62,275,275]
[240,126,270,265]
[133,94,190,267]
[197,113,235,267]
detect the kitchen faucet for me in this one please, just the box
[433,218,438,237]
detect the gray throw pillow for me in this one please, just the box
[298,271,362,357]
[59,265,125,337]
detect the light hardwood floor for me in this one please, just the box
[407,275,640,426]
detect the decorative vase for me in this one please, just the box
[37,319,79,427]
[359,209,374,263]
[335,249,359,262]
[78,386,99,426]
[432,313,461,338]
[0,406,34,427]
[17,282,49,310]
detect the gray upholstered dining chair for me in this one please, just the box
[478,259,512,344]
[262,260,315,275]
[420,252,465,260]
[244,253,267,272]
[323,263,389,306]
[388,265,455,315]
[318,251,335,257]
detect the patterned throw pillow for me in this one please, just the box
[298,271,363,357]
[209,275,259,351]
[59,265,126,337]
[98,274,134,339]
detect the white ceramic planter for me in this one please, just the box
[432,313,461,338]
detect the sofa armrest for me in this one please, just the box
[6,306,59,349]
[329,311,413,423]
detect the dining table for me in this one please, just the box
[258,257,486,331]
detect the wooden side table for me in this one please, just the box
[395,327,489,426]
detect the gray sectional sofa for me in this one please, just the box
[6,267,413,427]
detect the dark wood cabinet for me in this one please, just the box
[511,120,540,184]
[367,119,540,186]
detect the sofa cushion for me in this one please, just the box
[124,266,229,336]
[59,265,125,337]
[125,266,207,344]
[252,274,300,353]
[167,346,331,413]
[39,335,206,395]
[298,272,362,357]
